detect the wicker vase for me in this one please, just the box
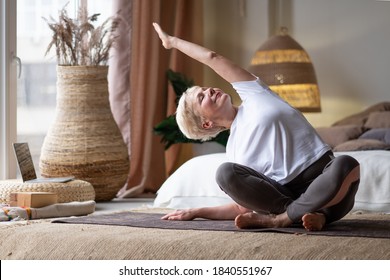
[39,66,130,201]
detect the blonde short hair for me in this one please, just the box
[176,86,226,142]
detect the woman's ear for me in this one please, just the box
[202,120,213,129]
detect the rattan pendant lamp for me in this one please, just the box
[249,27,321,112]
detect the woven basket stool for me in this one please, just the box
[0,179,95,205]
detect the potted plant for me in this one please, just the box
[154,69,229,151]
[39,5,130,202]
[43,5,119,66]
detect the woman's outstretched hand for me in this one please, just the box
[152,22,173,49]
[161,209,196,221]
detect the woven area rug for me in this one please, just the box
[52,211,390,239]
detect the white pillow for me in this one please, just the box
[153,153,233,209]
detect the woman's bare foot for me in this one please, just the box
[235,211,292,229]
[302,212,326,231]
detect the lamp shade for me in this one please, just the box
[249,30,321,112]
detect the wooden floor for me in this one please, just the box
[94,197,155,214]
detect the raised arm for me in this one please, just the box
[153,22,254,83]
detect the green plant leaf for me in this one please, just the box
[166,69,194,104]
[153,115,202,150]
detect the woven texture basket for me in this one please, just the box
[39,66,130,201]
[0,179,95,204]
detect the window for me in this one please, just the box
[0,0,113,180]
[16,0,73,177]
[0,0,17,180]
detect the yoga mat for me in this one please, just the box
[53,212,390,239]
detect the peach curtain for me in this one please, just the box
[109,0,203,197]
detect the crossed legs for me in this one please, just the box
[216,155,360,231]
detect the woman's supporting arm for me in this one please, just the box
[161,203,252,221]
[153,22,254,83]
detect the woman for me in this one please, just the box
[153,23,360,231]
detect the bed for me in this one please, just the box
[153,151,390,213]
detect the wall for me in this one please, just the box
[203,0,269,105]
[203,0,390,127]
[291,0,390,126]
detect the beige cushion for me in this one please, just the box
[316,125,364,148]
[0,179,95,205]
[364,111,390,129]
[333,139,390,152]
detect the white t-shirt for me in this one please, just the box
[226,77,330,185]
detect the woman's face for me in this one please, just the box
[190,86,233,125]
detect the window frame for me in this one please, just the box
[0,0,17,180]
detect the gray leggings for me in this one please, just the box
[216,152,360,223]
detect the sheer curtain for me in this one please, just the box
[109,0,203,197]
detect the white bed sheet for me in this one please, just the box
[336,150,390,212]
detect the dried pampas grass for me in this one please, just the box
[43,4,120,66]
